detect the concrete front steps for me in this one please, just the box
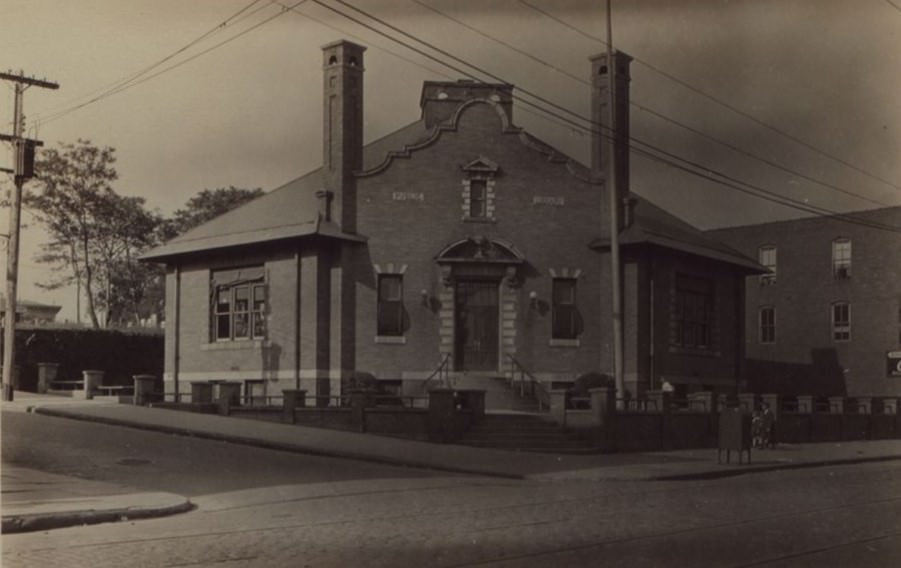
[457,412,598,454]
[449,373,539,412]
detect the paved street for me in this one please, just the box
[4,461,900,567]
[1,411,446,496]
[4,412,901,567]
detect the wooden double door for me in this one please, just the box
[454,280,499,372]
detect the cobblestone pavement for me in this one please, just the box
[5,461,901,567]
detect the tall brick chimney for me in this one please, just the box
[321,40,365,233]
[589,50,632,230]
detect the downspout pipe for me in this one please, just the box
[173,265,181,402]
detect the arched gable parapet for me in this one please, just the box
[358,98,520,178]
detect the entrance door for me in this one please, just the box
[455,281,499,371]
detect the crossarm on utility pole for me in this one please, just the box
[1,71,58,401]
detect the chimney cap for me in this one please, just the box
[321,39,368,52]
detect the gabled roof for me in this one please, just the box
[0,295,62,314]
[141,169,367,261]
[143,99,758,270]
[142,122,434,262]
[590,196,766,273]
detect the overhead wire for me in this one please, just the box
[33,0,300,127]
[407,0,890,208]
[516,0,901,194]
[294,0,901,233]
[14,1,899,233]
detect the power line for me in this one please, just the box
[409,0,585,86]
[40,0,267,118]
[516,0,901,194]
[406,0,890,208]
[282,3,457,83]
[33,1,300,127]
[297,0,901,233]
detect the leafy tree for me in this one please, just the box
[162,186,263,239]
[26,139,161,328]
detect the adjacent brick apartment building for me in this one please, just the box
[711,206,901,397]
[143,40,761,405]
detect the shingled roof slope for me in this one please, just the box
[590,196,765,273]
[142,120,434,261]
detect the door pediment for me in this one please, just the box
[436,236,524,287]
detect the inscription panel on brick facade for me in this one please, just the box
[532,196,564,206]
[392,191,424,202]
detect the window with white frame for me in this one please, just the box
[832,302,850,341]
[758,306,775,344]
[758,245,777,284]
[469,179,488,219]
[212,267,266,341]
[377,274,404,336]
[552,278,578,340]
[832,238,851,278]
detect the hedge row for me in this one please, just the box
[2,326,164,391]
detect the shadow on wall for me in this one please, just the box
[261,342,281,381]
[744,348,846,396]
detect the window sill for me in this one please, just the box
[462,217,496,224]
[202,339,269,351]
[549,338,580,348]
[375,335,406,345]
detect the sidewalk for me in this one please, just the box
[3,391,901,532]
[1,465,192,534]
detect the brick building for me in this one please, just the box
[711,206,901,397]
[143,40,761,406]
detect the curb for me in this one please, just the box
[29,406,901,483]
[649,453,901,481]
[30,406,525,480]
[1,499,194,535]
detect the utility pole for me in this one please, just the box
[1,70,59,401]
[605,0,624,404]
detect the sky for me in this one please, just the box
[2,0,900,323]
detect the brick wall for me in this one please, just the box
[353,101,606,381]
[711,207,901,396]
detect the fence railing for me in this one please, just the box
[421,353,451,392]
[506,354,549,412]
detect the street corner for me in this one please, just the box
[1,492,194,534]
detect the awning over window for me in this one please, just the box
[211,266,265,287]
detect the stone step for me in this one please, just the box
[459,412,596,453]
[467,423,562,433]
[458,439,597,454]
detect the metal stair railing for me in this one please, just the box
[421,353,451,393]
[505,354,549,412]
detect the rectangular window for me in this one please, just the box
[469,179,487,218]
[758,245,777,284]
[212,267,266,342]
[674,274,714,349]
[552,278,578,339]
[759,306,776,344]
[213,284,266,341]
[377,274,404,336]
[832,239,851,278]
[832,302,850,341]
